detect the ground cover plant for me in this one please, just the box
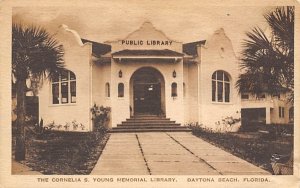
[12,104,111,175]
[12,126,109,175]
[189,123,293,174]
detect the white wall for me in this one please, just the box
[38,24,264,132]
[271,94,293,124]
[199,28,241,130]
[182,63,201,124]
[241,93,293,124]
[39,26,92,131]
[188,63,200,123]
[110,22,182,53]
[92,64,111,106]
[183,64,189,123]
[108,21,185,127]
[92,63,112,128]
[110,60,184,127]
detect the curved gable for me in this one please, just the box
[108,22,182,53]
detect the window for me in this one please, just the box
[272,94,280,99]
[212,71,230,102]
[289,107,294,123]
[279,107,281,117]
[183,82,186,98]
[279,107,285,118]
[257,93,266,99]
[52,70,76,104]
[241,93,249,100]
[171,82,177,97]
[118,83,124,97]
[105,83,110,97]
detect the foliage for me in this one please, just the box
[236,7,294,102]
[189,122,293,174]
[72,120,79,130]
[12,23,65,82]
[22,130,110,174]
[47,121,56,130]
[31,119,46,139]
[12,23,65,160]
[90,104,111,132]
[215,115,241,132]
[188,122,214,133]
[191,115,241,133]
[222,116,241,126]
[44,121,85,131]
[239,123,293,137]
[64,122,70,131]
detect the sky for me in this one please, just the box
[12,3,275,54]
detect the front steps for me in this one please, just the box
[109,115,191,133]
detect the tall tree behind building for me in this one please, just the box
[236,7,294,102]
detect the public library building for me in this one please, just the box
[38,22,292,132]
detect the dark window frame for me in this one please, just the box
[118,83,124,98]
[241,93,249,100]
[279,106,285,118]
[212,71,230,103]
[105,82,110,97]
[171,82,177,97]
[51,70,76,104]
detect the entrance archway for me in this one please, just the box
[130,67,165,116]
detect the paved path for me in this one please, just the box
[12,160,43,175]
[91,132,270,175]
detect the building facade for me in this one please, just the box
[241,92,294,125]
[38,22,292,132]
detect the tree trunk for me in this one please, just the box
[15,78,26,161]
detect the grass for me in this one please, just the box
[190,124,293,174]
[12,124,110,175]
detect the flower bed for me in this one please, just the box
[239,123,293,136]
[19,130,110,175]
[189,124,293,174]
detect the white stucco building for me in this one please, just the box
[241,92,294,125]
[38,22,293,132]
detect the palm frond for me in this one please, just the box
[236,6,294,102]
[12,23,65,85]
[264,6,294,54]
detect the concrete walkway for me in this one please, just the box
[12,160,43,175]
[91,132,270,175]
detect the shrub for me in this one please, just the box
[90,104,111,132]
[187,122,293,173]
[239,123,294,140]
[26,131,109,174]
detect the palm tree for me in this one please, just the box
[236,7,294,102]
[12,23,65,161]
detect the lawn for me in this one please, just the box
[12,124,110,175]
[190,124,293,174]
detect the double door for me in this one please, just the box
[134,83,161,115]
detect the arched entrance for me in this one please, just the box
[130,67,165,116]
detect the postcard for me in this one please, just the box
[0,0,299,187]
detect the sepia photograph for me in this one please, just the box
[0,0,298,187]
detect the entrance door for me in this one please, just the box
[131,67,165,116]
[134,83,161,115]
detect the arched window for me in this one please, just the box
[118,83,124,97]
[171,82,177,97]
[105,82,110,97]
[212,70,230,102]
[52,70,76,104]
[183,82,186,98]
